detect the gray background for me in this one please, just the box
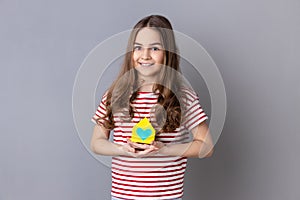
[1,0,299,199]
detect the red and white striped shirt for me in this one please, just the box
[91,89,208,200]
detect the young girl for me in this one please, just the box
[91,15,214,200]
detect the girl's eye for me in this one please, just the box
[134,46,141,51]
[151,47,160,51]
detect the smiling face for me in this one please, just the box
[132,27,165,83]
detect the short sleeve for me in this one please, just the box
[91,92,110,126]
[181,89,208,131]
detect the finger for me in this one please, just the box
[146,144,158,151]
[127,140,137,146]
[123,144,135,153]
[137,143,151,149]
[129,141,150,149]
[123,146,139,157]
[137,148,157,157]
[127,151,138,157]
[128,147,135,153]
[152,141,164,149]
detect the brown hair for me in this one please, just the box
[97,15,184,133]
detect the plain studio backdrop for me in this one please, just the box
[1,0,299,200]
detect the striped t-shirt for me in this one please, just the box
[91,89,208,200]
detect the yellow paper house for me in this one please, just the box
[131,117,156,144]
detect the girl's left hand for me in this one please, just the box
[150,141,165,150]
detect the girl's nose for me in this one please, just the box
[141,48,151,59]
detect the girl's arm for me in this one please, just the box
[90,124,136,156]
[158,122,214,158]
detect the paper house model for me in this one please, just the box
[131,117,156,144]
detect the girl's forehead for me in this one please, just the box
[134,27,162,45]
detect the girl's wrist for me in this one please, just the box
[157,143,167,155]
[115,143,130,156]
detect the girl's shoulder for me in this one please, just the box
[179,87,200,103]
[98,90,110,104]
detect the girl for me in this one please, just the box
[91,15,214,200]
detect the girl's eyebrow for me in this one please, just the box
[134,42,162,46]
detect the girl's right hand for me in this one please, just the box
[118,140,136,156]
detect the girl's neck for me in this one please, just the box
[138,83,154,92]
[137,79,155,92]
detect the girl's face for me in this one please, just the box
[132,27,165,81]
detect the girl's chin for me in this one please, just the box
[136,65,155,68]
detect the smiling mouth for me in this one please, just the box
[139,62,154,67]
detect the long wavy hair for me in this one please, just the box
[97,15,184,133]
